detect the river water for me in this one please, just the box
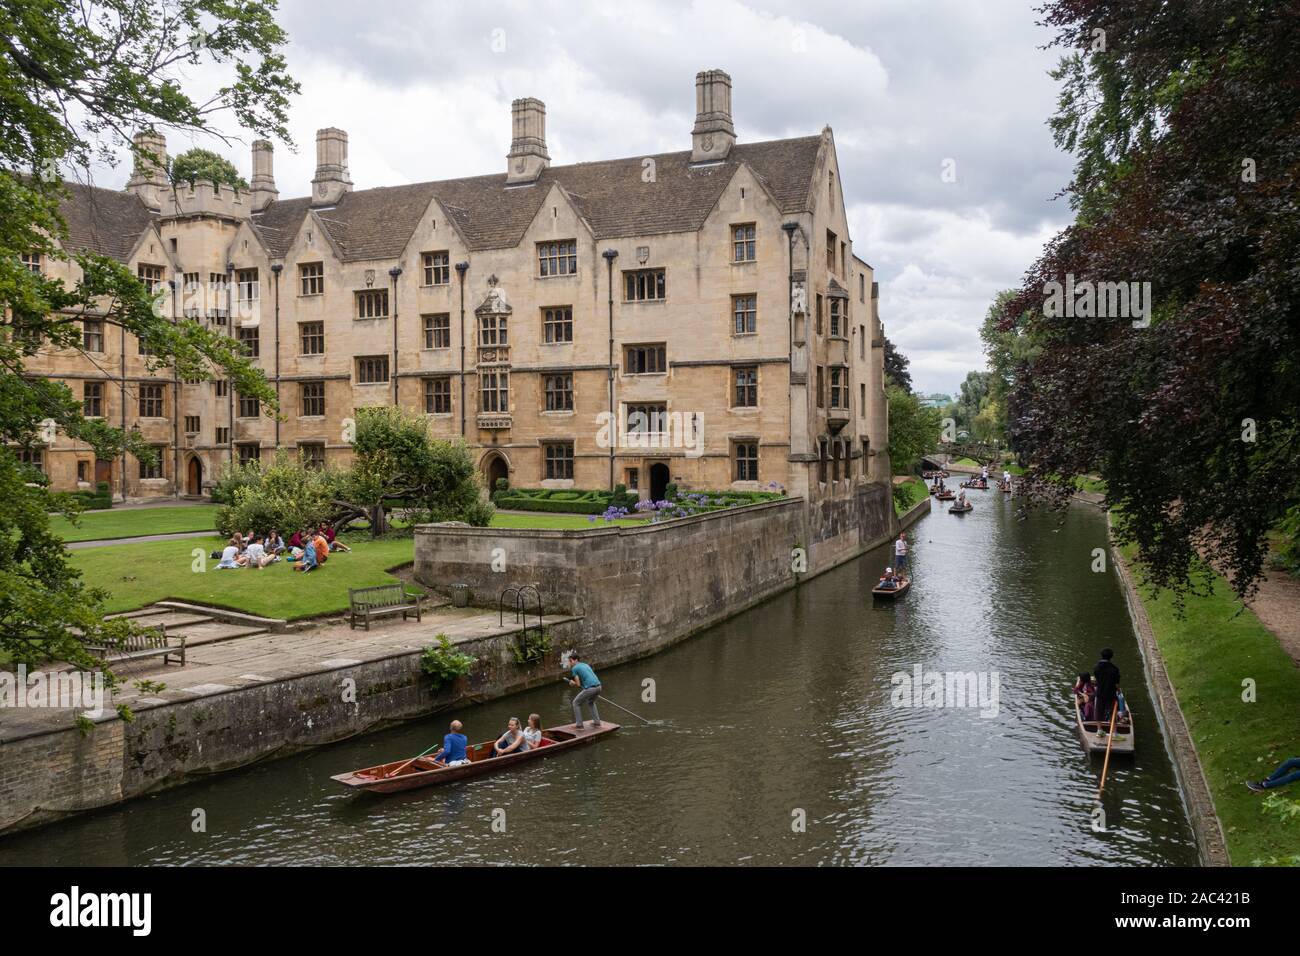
[0,488,1199,866]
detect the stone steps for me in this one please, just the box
[105,603,273,654]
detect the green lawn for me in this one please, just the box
[51,506,639,545]
[52,505,221,542]
[893,477,928,516]
[1075,475,1107,495]
[1122,545,1300,865]
[69,513,644,617]
[71,533,417,619]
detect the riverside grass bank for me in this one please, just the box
[1,486,913,836]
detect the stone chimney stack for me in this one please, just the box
[126,129,169,209]
[691,69,736,163]
[506,98,550,185]
[311,127,352,205]
[250,139,278,210]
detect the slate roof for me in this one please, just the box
[54,134,826,264]
[56,181,157,262]
[250,134,825,261]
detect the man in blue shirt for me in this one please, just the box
[566,652,602,729]
[430,719,469,766]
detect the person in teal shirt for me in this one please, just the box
[566,652,602,728]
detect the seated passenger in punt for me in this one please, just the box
[1072,672,1095,721]
[492,717,529,757]
[523,714,546,750]
[429,720,471,767]
[877,566,901,590]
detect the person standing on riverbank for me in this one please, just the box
[1093,649,1121,731]
[566,652,603,728]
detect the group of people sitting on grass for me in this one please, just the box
[215,522,350,573]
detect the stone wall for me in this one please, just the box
[416,486,895,664]
[2,485,898,836]
[0,618,583,836]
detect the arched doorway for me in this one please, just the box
[187,456,203,496]
[649,462,670,501]
[482,453,509,493]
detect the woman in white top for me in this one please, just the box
[522,714,544,750]
[217,537,241,569]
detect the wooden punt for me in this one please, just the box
[1074,696,1134,755]
[949,503,974,513]
[936,491,956,501]
[872,577,911,599]
[331,721,620,793]
[961,480,989,490]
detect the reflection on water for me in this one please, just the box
[0,492,1198,866]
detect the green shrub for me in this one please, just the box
[69,489,112,510]
[665,482,678,500]
[210,459,263,505]
[215,452,346,535]
[493,487,627,515]
[420,634,476,689]
[511,626,553,664]
[1277,505,1300,575]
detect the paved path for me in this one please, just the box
[0,605,577,741]
[66,530,217,550]
[1244,569,1300,667]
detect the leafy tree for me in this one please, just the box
[956,371,992,434]
[214,452,345,537]
[171,147,247,190]
[0,452,137,668]
[0,0,297,671]
[980,289,1040,447]
[882,335,913,392]
[1004,0,1300,600]
[338,406,493,535]
[887,385,941,476]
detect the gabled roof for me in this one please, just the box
[250,134,824,262]
[56,181,158,262]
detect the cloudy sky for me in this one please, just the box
[93,0,1075,397]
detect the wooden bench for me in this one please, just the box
[348,584,425,631]
[84,624,187,666]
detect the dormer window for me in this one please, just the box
[236,268,259,303]
[422,250,450,286]
[138,263,165,294]
[732,224,756,262]
[299,262,324,296]
[537,240,577,277]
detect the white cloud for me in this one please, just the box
[79,0,1071,394]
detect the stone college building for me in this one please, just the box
[21,68,890,506]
